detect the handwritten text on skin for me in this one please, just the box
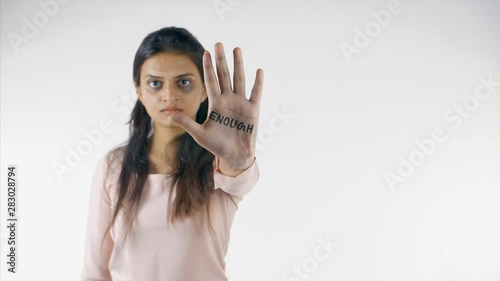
[209,110,254,134]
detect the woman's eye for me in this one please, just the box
[179,79,191,87]
[149,80,161,89]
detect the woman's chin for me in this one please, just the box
[164,122,183,129]
[152,119,182,129]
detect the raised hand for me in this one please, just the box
[168,42,264,175]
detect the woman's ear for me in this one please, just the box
[200,85,207,103]
[135,84,143,102]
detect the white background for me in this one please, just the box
[1,0,499,280]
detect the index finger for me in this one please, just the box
[203,50,220,99]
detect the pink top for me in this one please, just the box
[80,149,259,281]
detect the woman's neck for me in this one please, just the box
[148,124,184,174]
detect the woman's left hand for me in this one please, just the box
[169,42,264,174]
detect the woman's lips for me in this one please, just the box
[162,109,181,116]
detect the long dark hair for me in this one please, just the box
[101,27,215,248]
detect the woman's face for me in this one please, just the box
[136,52,206,129]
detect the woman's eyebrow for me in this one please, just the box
[143,73,195,79]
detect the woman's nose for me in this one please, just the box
[161,83,179,101]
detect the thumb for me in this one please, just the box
[168,112,203,139]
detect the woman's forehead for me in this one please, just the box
[142,52,197,76]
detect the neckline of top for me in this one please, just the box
[148,173,173,177]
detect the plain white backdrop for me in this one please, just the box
[1,0,499,280]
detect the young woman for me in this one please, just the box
[81,27,263,281]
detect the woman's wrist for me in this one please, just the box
[216,156,255,177]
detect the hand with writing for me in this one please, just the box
[169,42,264,175]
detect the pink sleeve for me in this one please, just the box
[214,157,260,201]
[80,155,114,281]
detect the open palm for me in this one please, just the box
[169,42,264,171]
